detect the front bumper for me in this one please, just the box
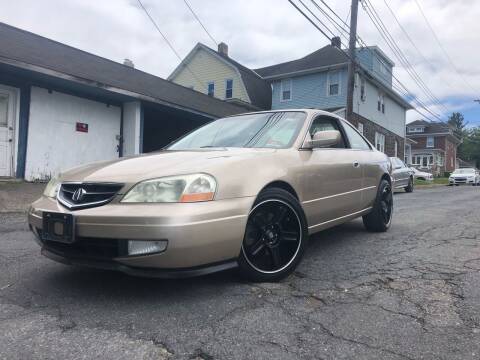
[28,195,255,274]
[449,178,476,185]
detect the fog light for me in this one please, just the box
[127,240,168,256]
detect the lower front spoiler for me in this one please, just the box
[41,248,238,279]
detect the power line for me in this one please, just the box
[309,0,350,44]
[136,0,205,89]
[413,0,479,96]
[183,0,218,47]
[382,0,459,95]
[361,0,449,116]
[288,0,333,40]
[287,0,443,122]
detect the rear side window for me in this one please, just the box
[341,121,371,150]
[309,116,346,148]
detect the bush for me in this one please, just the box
[443,172,451,178]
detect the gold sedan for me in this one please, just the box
[28,109,393,281]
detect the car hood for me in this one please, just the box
[59,148,277,184]
[451,173,474,177]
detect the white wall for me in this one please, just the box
[122,101,142,156]
[353,76,406,137]
[25,87,121,181]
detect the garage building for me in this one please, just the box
[0,22,248,181]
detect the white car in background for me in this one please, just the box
[449,168,480,186]
[410,167,433,181]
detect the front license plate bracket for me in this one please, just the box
[41,212,75,243]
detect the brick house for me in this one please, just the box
[406,120,462,175]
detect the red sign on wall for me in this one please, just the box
[76,122,88,133]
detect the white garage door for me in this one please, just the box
[25,87,121,181]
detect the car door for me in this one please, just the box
[392,158,410,188]
[340,120,378,209]
[300,115,363,230]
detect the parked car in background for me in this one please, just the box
[390,157,414,192]
[449,168,480,186]
[410,167,434,181]
[28,109,393,282]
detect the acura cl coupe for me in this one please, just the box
[28,109,393,281]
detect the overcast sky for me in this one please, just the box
[2,0,479,125]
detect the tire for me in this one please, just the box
[238,188,308,282]
[404,177,414,193]
[363,179,393,232]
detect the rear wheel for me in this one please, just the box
[363,179,393,232]
[238,188,308,282]
[405,177,414,193]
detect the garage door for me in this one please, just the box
[24,87,121,181]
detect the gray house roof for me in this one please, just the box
[0,22,248,118]
[168,43,272,110]
[255,45,349,79]
[407,120,462,143]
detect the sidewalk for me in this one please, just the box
[0,182,45,213]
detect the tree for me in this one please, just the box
[447,112,467,138]
[460,127,480,168]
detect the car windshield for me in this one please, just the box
[167,112,306,150]
[453,168,475,174]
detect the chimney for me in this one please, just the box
[218,42,228,57]
[123,58,135,68]
[331,36,341,48]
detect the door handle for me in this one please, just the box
[353,161,360,168]
[8,139,13,142]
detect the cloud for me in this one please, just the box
[1,0,479,123]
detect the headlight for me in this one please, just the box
[121,173,217,203]
[43,176,61,198]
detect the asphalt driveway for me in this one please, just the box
[0,185,479,359]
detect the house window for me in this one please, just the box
[379,59,388,75]
[375,132,385,153]
[357,122,364,135]
[426,136,434,148]
[377,92,385,113]
[328,71,340,96]
[360,77,366,101]
[280,79,292,101]
[207,82,215,97]
[225,79,233,99]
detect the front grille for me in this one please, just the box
[455,178,466,182]
[38,229,127,259]
[58,182,124,210]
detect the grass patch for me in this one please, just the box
[415,177,449,186]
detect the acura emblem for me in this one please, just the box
[72,188,87,202]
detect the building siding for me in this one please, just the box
[170,48,249,103]
[25,87,121,181]
[353,76,406,138]
[271,69,348,110]
[356,48,392,87]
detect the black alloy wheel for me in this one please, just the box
[238,188,308,282]
[363,179,393,232]
[405,177,414,193]
[379,184,393,225]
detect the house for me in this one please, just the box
[255,38,412,158]
[406,120,462,175]
[168,42,271,110]
[0,22,247,181]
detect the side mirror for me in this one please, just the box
[304,130,341,149]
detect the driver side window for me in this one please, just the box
[309,116,346,148]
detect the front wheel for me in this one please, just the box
[238,188,308,282]
[363,179,393,232]
[405,177,414,193]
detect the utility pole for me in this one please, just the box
[346,0,359,122]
